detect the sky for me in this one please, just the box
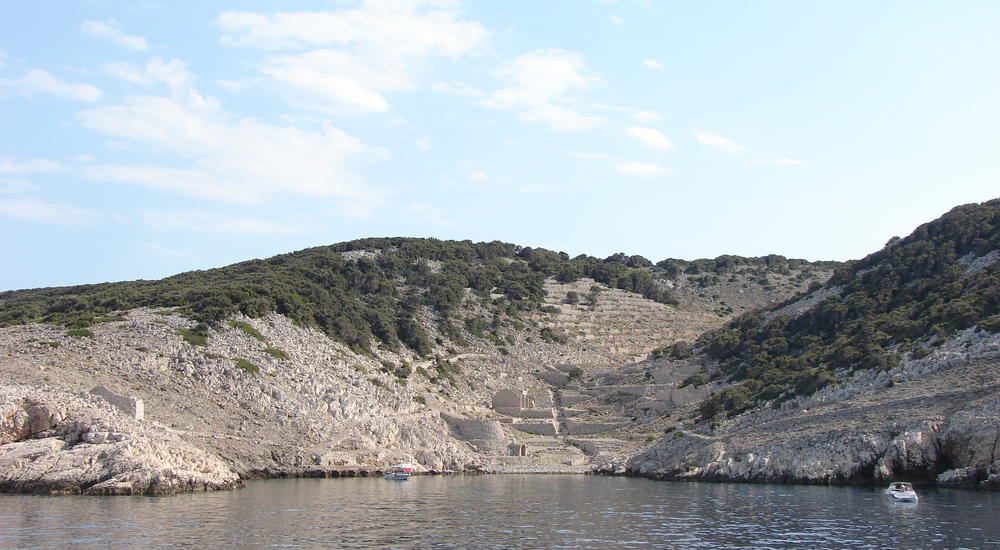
[1,1,998,291]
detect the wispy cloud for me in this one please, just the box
[642,58,663,70]
[0,157,63,174]
[143,209,296,234]
[747,157,805,166]
[483,49,604,131]
[0,179,37,193]
[0,197,94,224]
[610,15,625,24]
[104,58,195,97]
[217,3,488,113]
[693,128,749,155]
[626,126,674,151]
[431,80,486,98]
[0,69,101,102]
[81,19,149,51]
[616,161,670,177]
[78,73,380,208]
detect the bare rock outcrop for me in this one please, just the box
[627,331,1000,489]
[0,384,240,495]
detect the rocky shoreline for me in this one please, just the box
[3,292,998,495]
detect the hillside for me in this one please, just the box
[627,198,1000,489]
[0,240,829,494]
[5,197,997,495]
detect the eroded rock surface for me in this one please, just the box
[1,385,240,495]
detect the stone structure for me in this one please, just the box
[440,413,511,455]
[89,386,144,421]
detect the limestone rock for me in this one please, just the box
[0,385,240,495]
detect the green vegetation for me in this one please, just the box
[263,347,289,360]
[697,199,1000,419]
[176,326,208,346]
[0,238,836,358]
[234,358,259,375]
[229,320,266,342]
[66,328,93,339]
[650,341,693,360]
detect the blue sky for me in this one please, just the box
[2,1,998,290]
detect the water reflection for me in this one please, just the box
[1,476,998,549]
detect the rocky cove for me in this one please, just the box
[3,270,999,495]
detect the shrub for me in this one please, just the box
[263,347,289,360]
[66,328,93,339]
[228,320,266,342]
[234,358,259,375]
[176,327,207,346]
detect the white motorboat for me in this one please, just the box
[384,463,413,481]
[885,481,918,502]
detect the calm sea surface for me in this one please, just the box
[1,475,997,549]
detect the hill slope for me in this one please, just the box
[0,240,829,494]
[628,198,1000,489]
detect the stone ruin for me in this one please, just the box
[89,385,144,420]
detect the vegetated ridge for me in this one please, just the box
[627,198,1000,489]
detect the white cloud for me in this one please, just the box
[0,69,101,102]
[217,3,488,53]
[215,78,262,92]
[431,80,485,98]
[610,15,625,24]
[143,209,295,234]
[0,179,36,193]
[77,89,378,206]
[217,3,488,113]
[0,157,63,174]
[261,49,403,113]
[642,58,663,70]
[81,19,149,51]
[0,197,93,224]
[104,58,196,98]
[632,110,662,122]
[626,126,674,151]
[483,49,604,131]
[415,137,433,151]
[693,128,749,155]
[747,157,806,166]
[467,171,488,181]
[616,161,670,177]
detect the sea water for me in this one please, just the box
[1,475,997,549]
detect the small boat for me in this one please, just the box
[885,481,918,502]
[384,463,413,481]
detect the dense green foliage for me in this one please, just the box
[0,238,685,354]
[0,237,836,357]
[698,199,1000,419]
